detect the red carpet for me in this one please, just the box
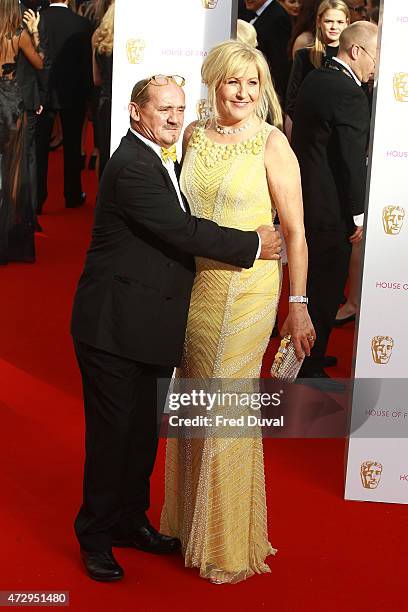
[1,146,405,611]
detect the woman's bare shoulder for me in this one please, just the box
[292,31,314,57]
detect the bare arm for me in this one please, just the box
[18,29,43,70]
[265,129,315,357]
[92,48,102,87]
[292,32,314,59]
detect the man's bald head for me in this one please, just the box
[339,20,378,52]
[337,21,378,83]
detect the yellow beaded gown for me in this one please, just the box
[161,122,281,583]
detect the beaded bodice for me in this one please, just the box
[181,122,276,233]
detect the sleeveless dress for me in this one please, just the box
[0,30,35,265]
[160,122,282,583]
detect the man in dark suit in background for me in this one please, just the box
[36,0,92,212]
[242,0,292,101]
[71,76,282,582]
[292,21,377,386]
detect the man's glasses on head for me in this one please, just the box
[135,75,186,99]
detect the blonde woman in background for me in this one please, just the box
[285,0,350,139]
[236,18,258,47]
[92,2,114,178]
[161,41,314,584]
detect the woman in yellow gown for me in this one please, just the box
[161,41,314,584]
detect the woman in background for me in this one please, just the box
[80,0,114,170]
[92,2,114,179]
[280,0,302,22]
[236,18,258,47]
[0,1,43,264]
[161,41,314,585]
[285,0,349,139]
[289,0,321,57]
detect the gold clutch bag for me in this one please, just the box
[271,335,304,382]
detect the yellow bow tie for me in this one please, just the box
[161,145,177,163]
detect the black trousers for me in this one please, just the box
[73,341,172,552]
[36,106,85,210]
[301,230,352,374]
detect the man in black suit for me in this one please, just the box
[291,21,377,385]
[36,0,92,212]
[71,76,282,581]
[243,0,292,101]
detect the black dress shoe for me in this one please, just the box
[80,549,124,582]
[112,524,181,554]
[66,192,86,208]
[333,313,356,327]
[323,355,337,368]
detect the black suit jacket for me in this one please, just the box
[247,1,292,101]
[71,131,259,366]
[40,5,92,109]
[291,60,370,234]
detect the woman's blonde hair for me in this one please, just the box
[202,41,283,130]
[236,19,258,48]
[310,0,350,68]
[94,2,115,56]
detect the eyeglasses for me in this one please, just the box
[134,75,186,99]
[359,45,376,68]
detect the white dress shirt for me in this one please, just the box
[331,57,364,227]
[49,2,69,6]
[250,0,275,24]
[130,128,186,212]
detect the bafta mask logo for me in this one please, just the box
[382,205,405,235]
[371,336,394,365]
[360,461,383,489]
[201,0,218,8]
[393,73,408,102]
[196,99,210,121]
[126,39,146,65]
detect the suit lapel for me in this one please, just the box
[125,130,190,214]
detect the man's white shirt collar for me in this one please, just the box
[49,2,69,6]
[129,127,186,212]
[250,0,274,23]
[332,57,361,86]
[130,127,165,161]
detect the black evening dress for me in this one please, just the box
[0,29,35,265]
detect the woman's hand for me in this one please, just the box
[23,9,40,35]
[280,305,316,360]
